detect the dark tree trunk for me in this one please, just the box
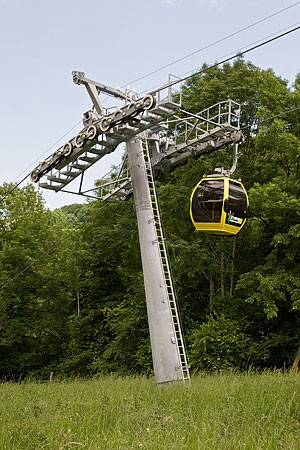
[230,235,238,297]
[209,272,215,313]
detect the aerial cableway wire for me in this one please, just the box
[1,28,300,290]
[0,119,83,204]
[149,23,300,96]
[0,173,31,203]
[2,102,300,293]
[2,4,300,198]
[99,2,300,101]
[123,1,300,88]
[142,20,300,96]
[1,21,299,205]
[241,106,300,130]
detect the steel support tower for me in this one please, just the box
[31,71,242,383]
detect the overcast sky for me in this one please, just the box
[0,0,299,209]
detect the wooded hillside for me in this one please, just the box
[1,59,300,378]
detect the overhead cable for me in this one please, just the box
[0,173,30,204]
[2,10,300,199]
[149,23,300,95]
[124,1,300,88]
[140,20,300,95]
[0,119,82,203]
[241,106,300,130]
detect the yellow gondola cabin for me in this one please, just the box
[190,175,249,235]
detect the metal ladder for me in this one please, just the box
[140,134,190,382]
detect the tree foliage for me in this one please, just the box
[1,59,300,377]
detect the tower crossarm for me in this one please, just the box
[151,129,243,174]
[150,99,243,175]
[31,73,242,196]
[30,96,180,192]
[30,72,182,192]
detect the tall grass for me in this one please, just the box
[1,371,300,449]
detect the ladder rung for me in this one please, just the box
[89,147,107,155]
[97,139,116,146]
[47,176,68,184]
[152,105,177,116]
[79,155,97,163]
[71,163,87,169]
[38,183,59,191]
[61,170,79,177]
[141,136,190,382]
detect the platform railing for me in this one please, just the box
[173,99,241,145]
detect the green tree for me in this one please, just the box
[2,57,300,377]
[158,59,300,370]
[0,184,82,377]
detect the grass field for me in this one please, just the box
[1,371,300,449]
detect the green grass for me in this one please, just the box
[1,372,300,449]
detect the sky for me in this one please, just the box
[0,0,300,209]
